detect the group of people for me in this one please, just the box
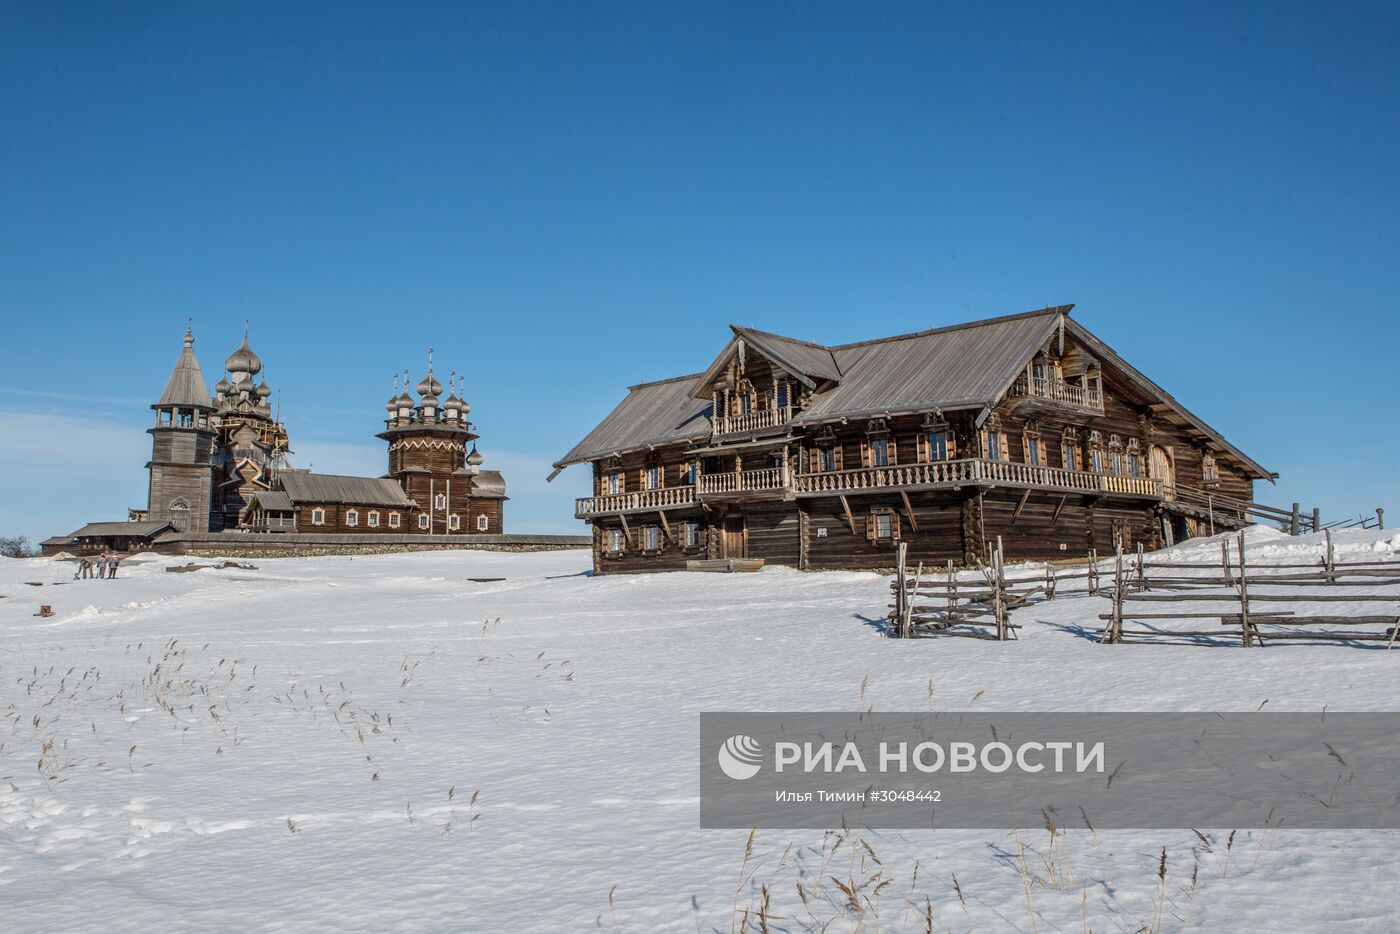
[75,551,121,579]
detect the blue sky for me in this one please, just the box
[2,1,1396,542]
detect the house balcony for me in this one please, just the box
[1009,375,1104,413]
[710,407,793,438]
[575,485,699,519]
[794,458,1163,499]
[697,466,790,497]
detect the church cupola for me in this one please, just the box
[147,323,218,533]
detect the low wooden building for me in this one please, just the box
[554,306,1275,574]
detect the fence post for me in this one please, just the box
[1237,531,1252,647]
[1379,507,1386,531]
[1290,503,1300,536]
[1312,507,1321,534]
[893,541,907,634]
[1324,528,1335,583]
[1088,548,1098,595]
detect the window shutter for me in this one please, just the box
[947,432,956,459]
[833,445,844,470]
[865,512,876,541]
[916,433,927,462]
[888,437,898,465]
[860,438,870,468]
[809,447,819,474]
[892,513,901,541]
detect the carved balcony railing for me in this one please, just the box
[575,485,698,518]
[698,467,788,495]
[1010,375,1104,412]
[711,407,792,437]
[795,458,1162,498]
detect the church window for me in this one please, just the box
[346,510,358,527]
[311,508,326,526]
[477,514,489,531]
[367,511,380,528]
[449,514,461,530]
[435,493,447,510]
[418,514,430,530]
[388,512,401,528]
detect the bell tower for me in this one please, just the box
[147,325,218,532]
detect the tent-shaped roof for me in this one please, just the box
[156,331,213,410]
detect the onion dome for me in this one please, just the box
[225,334,262,377]
[215,376,231,396]
[255,377,272,400]
[386,374,401,413]
[466,445,484,470]
[416,371,442,399]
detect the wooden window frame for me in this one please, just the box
[918,429,952,463]
[643,525,662,551]
[448,514,461,530]
[388,512,401,528]
[311,508,326,526]
[346,510,359,527]
[982,430,1004,462]
[418,514,430,530]
[435,493,447,511]
[605,527,625,555]
[477,514,489,532]
[865,507,901,543]
[368,511,380,528]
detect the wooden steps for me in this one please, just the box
[686,558,766,573]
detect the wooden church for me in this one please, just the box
[554,305,1276,574]
[48,325,507,555]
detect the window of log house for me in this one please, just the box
[1108,435,1123,476]
[683,521,702,548]
[683,461,698,485]
[981,430,1004,462]
[1088,431,1105,474]
[1024,432,1046,466]
[1203,452,1219,485]
[1126,438,1142,477]
[605,472,622,495]
[643,465,662,490]
[449,514,461,530]
[477,514,489,531]
[435,493,447,510]
[418,514,430,529]
[1061,428,1080,471]
[606,527,624,553]
[311,508,326,526]
[388,512,401,528]
[919,429,951,462]
[368,511,380,528]
[868,436,890,467]
[811,441,841,473]
[346,510,359,526]
[867,508,899,542]
[643,525,661,550]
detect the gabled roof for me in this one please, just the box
[251,491,294,512]
[553,305,1270,478]
[1060,317,1272,480]
[156,332,213,409]
[279,473,415,507]
[796,309,1064,423]
[70,521,174,538]
[554,374,713,468]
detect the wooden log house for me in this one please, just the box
[553,306,1275,574]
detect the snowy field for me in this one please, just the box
[2,528,1398,932]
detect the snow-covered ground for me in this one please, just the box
[2,528,1398,932]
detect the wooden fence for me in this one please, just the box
[889,529,1400,648]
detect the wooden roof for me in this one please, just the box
[279,472,415,507]
[69,521,174,539]
[156,333,214,409]
[553,305,1271,478]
